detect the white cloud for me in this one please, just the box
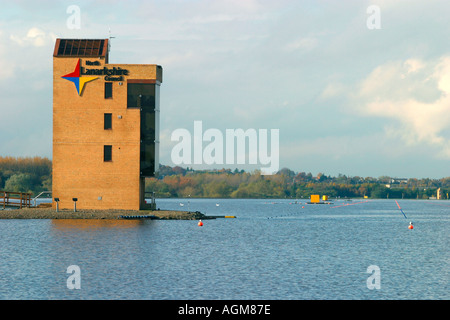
[188,12,270,24]
[404,59,425,74]
[354,56,450,158]
[10,27,57,47]
[0,31,15,79]
[284,36,318,52]
[318,82,346,100]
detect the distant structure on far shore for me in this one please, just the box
[52,39,162,210]
[437,187,442,200]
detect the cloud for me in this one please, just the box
[353,56,450,158]
[284,36,318,52]
[318,82,346,101]
[10,27,57,47]
[0,31,15,79]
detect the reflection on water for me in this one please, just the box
[51,219,146,230]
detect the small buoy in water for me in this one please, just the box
[198,220,203,227]
[408,222,414,229]
[302,206,304,209]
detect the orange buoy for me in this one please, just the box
[408,222,414,229]
[198,220,203,227]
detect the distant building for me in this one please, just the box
[437,188,442,200]
[52,39,162,210]
[391,178,408,184]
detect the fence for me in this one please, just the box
[1,191,32,209]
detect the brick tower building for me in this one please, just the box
[52,39,162,210]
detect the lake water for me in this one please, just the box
[0,198,448,300]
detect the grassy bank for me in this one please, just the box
[0,207,206,220]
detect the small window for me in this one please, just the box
[104,145,112,162]
[105,82,113,99]
[104,113,112,130]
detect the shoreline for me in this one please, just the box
[0,207,206,220]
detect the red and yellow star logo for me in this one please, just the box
[61,59,98,95]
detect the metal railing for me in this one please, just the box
[31,191,52,207]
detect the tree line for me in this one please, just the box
[146,165,450,199]
[1,156,449,199]
[0,156,52,195]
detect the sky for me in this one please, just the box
[0,0,450,179]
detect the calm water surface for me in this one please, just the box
[0,199,448,299]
